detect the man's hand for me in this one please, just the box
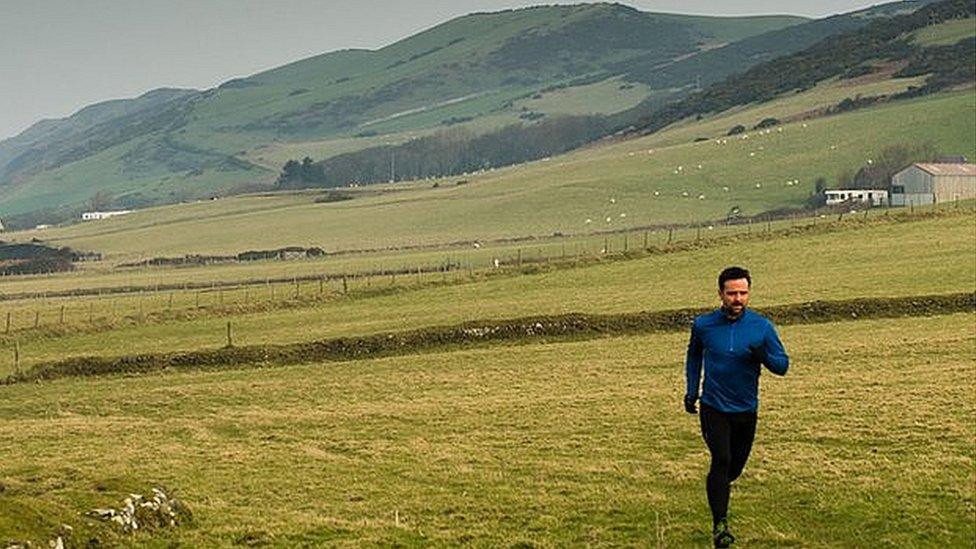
[749,342,767,366]
[684,394,698,414]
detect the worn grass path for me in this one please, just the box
[0,313,972,546]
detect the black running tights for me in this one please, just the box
[699,403,757,525]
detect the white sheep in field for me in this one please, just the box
[620,213,627,218]
[606,217,612,223]
[682,191,689,197]
[722,186,730,192]
[653,191,660,196]
[698,194,706,200]
[802,123,808,128]
[585,218,592,224]
[749,152,756,157]
[755,183,762,188]
[697,164,703,169]
[473,242,481,249]
[609,197,616,204]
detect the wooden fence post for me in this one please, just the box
[33,311,39,329]
[59,305,65,325]
[226,321,233,348]
[342,276,348,295]
[667,227,674,244]
[5,311,10,334]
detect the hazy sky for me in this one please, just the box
[1,0,884,140]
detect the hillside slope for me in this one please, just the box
[0,4,813,223]
[18,81,974,260]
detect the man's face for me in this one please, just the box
[719,278,750,317]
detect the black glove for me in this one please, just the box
[749,343,767,366]
[684,394,698,414]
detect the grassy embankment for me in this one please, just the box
[0,209,971,376]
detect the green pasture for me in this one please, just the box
[0,313,971,546]
[0,203,924,296]
[2,210,971,375]
[0,134,276,216]
[911,16,976,46]
[13,86,974,260]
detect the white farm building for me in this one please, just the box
[825,189,888,206]
[81,210,131,221]
[890,163,976,206]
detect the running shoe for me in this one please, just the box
[713,518,735,548]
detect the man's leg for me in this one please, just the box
[699,404,733,526]
[728,412,757,483]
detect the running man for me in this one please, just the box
[684,266,789,548]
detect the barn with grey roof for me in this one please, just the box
[890,163,976,206]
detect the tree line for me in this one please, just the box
[276,115,611,188]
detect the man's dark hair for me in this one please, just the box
[719,266,751,291]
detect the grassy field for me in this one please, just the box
[911,16,976,46]
[0,313,971,546]
[2,209,971,375]
[12,84,974,261]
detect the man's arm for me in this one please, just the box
[685,321,704,410]
[760,323,789,376]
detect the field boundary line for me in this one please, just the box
[4,292,972,385]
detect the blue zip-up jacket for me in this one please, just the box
[685,308,789,413]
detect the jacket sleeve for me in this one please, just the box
[685,320,704,398]
[762,322,789,376]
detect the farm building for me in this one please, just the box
[81,210,132,221]
[890,163,976,206]
[825,189,889,206]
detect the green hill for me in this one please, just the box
[0,3,826,222]
[0,0,954,226]
[18,79,974,261]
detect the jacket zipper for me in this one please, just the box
[729,322,735,352]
